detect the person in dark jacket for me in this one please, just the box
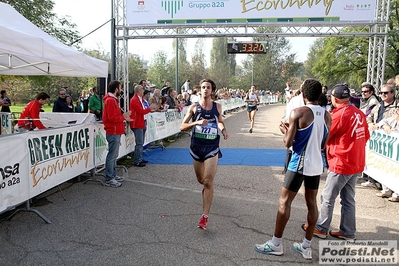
[52,88,69,112]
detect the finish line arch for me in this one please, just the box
[112,0,390,112]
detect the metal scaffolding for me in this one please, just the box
[113,0,390,111]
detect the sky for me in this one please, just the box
[53,0,315,65]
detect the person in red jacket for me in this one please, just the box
[304,84,370,240]
[129,84,157,167]
[102,80,132,188]
[16,92,50,132]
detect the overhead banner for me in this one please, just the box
[126,0,376,26]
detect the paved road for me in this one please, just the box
[1,103,398,265]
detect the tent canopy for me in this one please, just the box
[0,2,108,77]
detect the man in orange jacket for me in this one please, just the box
[129,84,157,167]
[102,80,132,187]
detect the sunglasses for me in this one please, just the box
[379,91,392,95]
[361,90,370,94]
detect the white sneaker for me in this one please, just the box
[115,175,124,182]
[361,181,374,187]
[292,242,312,260]
[254,240,283,256]
[104,179,122,188]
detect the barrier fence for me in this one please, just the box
[7,97,395,220]
[0,98,246,215]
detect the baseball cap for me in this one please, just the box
[143,89,151,95]
[331,84,350,99]
[326,89,332,96]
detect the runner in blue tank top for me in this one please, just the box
[255,79,331,260]
[180,79,229,230]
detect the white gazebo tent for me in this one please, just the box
[0,2,108,77]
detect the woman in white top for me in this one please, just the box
[245,85,260,133]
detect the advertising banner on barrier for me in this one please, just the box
[0,133,29,213]
[0,112,12,135]
[27,124,95,198]
[364,130,399,193]
[126,0,376,26]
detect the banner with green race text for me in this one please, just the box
[364,130,399,193]
[27,124,95,199]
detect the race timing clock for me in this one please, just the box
[227,43,267,54]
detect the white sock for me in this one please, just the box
[271,235,282,246]
[202,214,208,218]
[301,238,312,249]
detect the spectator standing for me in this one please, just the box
[65,95,74,112]
[308,84,370,240]
[0,90,11,112]
[359,83,379,116]
[150,88,162,110]
[367,84,397,131]
[359,82,380,188]
[255,79,330,260]
[75,99,83,113]
[52,88,69,112]
[161,80,171,96]
[284,82,292,103]
[376,104,399,201]
[129,85,157,167]
[143,89,151,108]
[180,79,229,230]
[89,86,103,121]
[102,80,132,188]
[181,79,190,93]
[166,88,177,109]
[190,86,200,103]
[245,85,260,133]
[182,92,192,106]
[159,96,168,111]
[16,92,50,132]
[79,90,90,113]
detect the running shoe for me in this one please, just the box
[197,215,208,230]
[361,181,374,187]
[329,230,355,240]
[104,179,122,188]
[301,224,327,239]
[249,128,253,133]
[292,242,312,260]
[254,240,283,255]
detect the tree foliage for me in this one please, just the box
[171,38,191,92]
[189,39,208,87]
[307,0,399,89]
[147,51,172,88]
[209,37,236,88]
